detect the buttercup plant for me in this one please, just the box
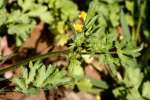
[0,0,150,99]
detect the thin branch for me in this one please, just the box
[0,50,117,74]
[0,50,68,74]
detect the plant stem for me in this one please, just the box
[0,50,117,74]
[0,51,68,74]
[135,0,146,42]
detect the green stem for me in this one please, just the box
[135,0,146,42]
[0,50,68,74]
[0,53,18,65]
[0,50,117,74]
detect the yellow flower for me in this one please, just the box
[96,95,101,100]
[73,11,87,32]
[73,23,83,32]
[79,11,87,20]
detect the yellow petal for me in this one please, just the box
[79,11,87,20]
[96,95,101,100]
[73,23,83,32]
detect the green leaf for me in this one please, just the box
[48,0,56,8]
[101,0,117,4]
[56,21,65,34]
[77,79,92,92]
[73,33,85,47]
[12,61,71,95]
[22,67,28,85]
[8,22,35,46]
[27,5,47,17]
[60,0,78,21]
[27,61,43,85]
[85,15,98,29]
[0,9,7,26]
[125,0,134,13]
[124,67,143,88]
[0,0,5,8]
[127,88,143,100]
[120,10,131,42]
[125,14,134,26]
[55,34,69,46]
[26,4,53,23]
[40,12,53,23]
[18,0,34,12]
[68,57,84,78]
[85,1,97,25]
[44,69,70,88]
[13,78,26,90]
[118,53,137,68]
[38,0,48,4]
[142,81,150,99]
[45,64,55,80]
[7,10,30,24]
[90,78,108,89]
[34,65,46,87]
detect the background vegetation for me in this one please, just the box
[0,0,150,100]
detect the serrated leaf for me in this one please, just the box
[7,10,30,24]
[22,67,28,85]
[18,0,34,12]
[127,88,143,100]
[45,64,55,79]
[124,67,143,88]
[45,69,70,87]
[8,21,35,46]
[13,78,26,90]
[118,53,137,68]
[40,12,53,23]
[27,5,47,17]
[27,61,42,85]
[34,65,46,87]
[13,61,71,95]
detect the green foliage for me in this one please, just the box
[142,81,150,99]
[12,59,108,95]
[13,61,70,95]
[0,0,7,31]
[1,0,150,99]
[7,10,36,46]
[113,67,144,100]
[70,0,141,79]
[67,54,108,93]
[0,0,78,46]
[70,1,147,99]
[68,55,84,78]
[76,79,93,92]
